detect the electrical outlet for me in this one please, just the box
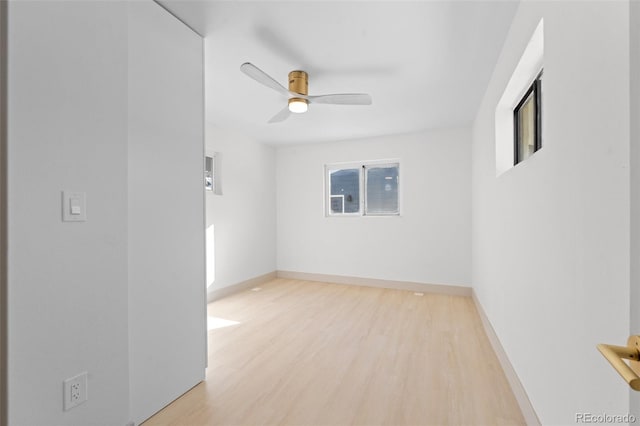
[63,372,88,411]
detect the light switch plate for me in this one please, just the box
[62,191,87,222]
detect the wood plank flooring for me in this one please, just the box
[143,279,525,425]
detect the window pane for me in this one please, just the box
[366,166,398,215]
[205,156,213,191]
[517,91,536,162]
[330,168,360,214]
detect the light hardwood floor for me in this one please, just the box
[143,279,525,426]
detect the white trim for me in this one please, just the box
[207,271,277,303]
[200,37,207,371]
[472,290,541,426]
[0,0,7,422]
[276,270,471,297]
[495,18,544,176]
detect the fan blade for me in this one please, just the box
[307,93,372,105]
[268,106,291,123]
[240,62,289,96]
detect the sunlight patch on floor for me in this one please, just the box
[208,316,240,331]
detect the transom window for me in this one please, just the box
[514,71,543,165]
[325,161,400,216]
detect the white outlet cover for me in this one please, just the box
[63,371,88,411]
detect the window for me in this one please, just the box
[205,153,222,195]
[326,161,399,216]
[514,72,542,165]
[205,155,214,191]
[329,168,360,214]
[495,18,543,175]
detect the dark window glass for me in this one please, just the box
[205,156,213,191]
[514,73,542,165]
[330,168,360,214]
[366,166,399,215]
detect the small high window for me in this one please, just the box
[326,162,399,216]
[205,155,214,191]
[205,153,222,195]
[514,72,542,165]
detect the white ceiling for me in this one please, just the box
[159,1,519,145]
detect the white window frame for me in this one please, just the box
[205,151,222,195]
[324,160,400,217]
[325,163,363,217]
[495,18,544,176]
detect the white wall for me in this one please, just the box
[7,2,130,424]
[205,124,277,297]
[630,0,640,419]
[277,129,471,286]
[472,1,631,423]
[128,2,205,424]
[7,1,205,424]
[0,0,6,423]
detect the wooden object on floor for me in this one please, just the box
[143,279,525,425]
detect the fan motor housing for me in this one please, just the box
[288,70,308,95]
[288,70,308,112]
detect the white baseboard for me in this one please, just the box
[276,270,471,297]
[207,271,277,303]
[472,290,540,426]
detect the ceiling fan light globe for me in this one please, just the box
[288,98,308,114]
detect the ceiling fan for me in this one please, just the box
[240,62,373,123]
